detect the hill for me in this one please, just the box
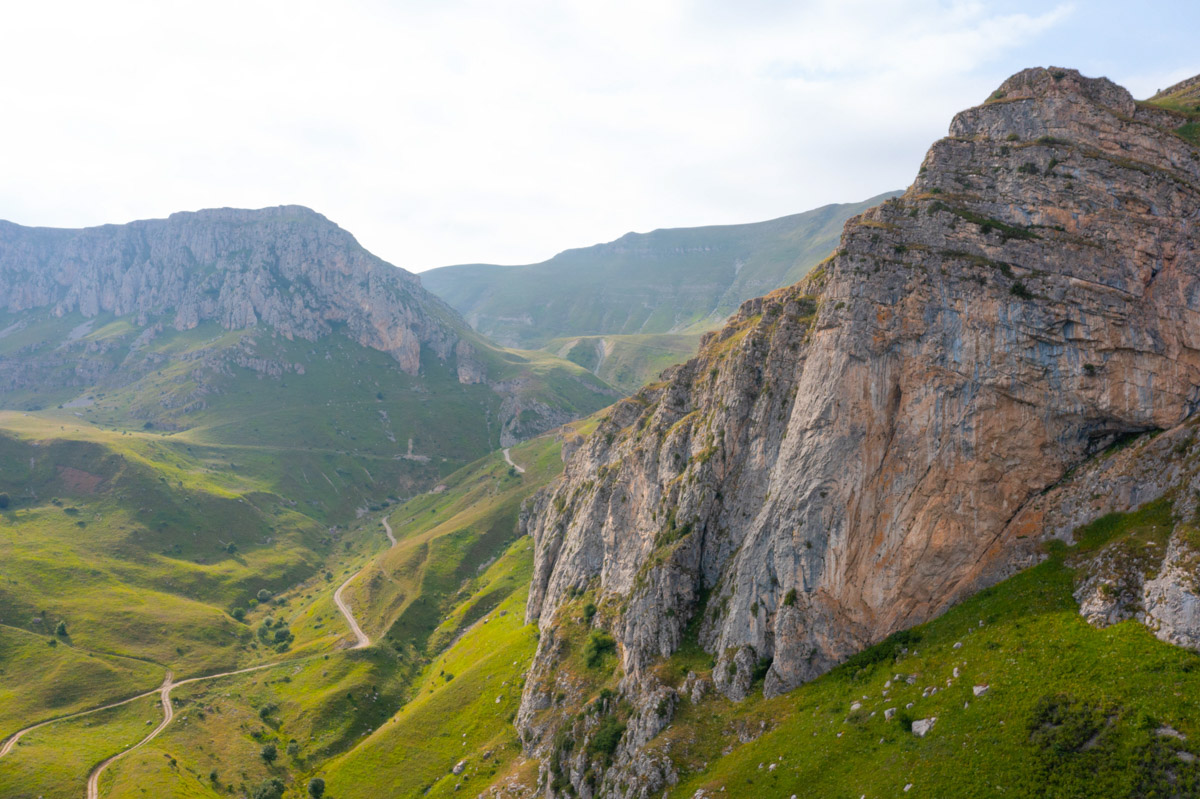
[0,206,616,513]
[420,195,896,392]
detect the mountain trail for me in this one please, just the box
[4,509,398,796]
[503,447,526,474]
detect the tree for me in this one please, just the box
[286,739,300,758]
[257,589,272,602]
[308,778,326,799]
[55,620,67,637]
[251,778,284,799]
[231,607,246,622]
[260,742,277,763]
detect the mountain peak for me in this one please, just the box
[163,204,332,226]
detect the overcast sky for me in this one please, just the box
[1,1,1196,272]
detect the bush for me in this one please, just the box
[287,739,300,758]
[308,778,325,799]
[257,589,272,602]
[260,742,277,763]
[0,493,9,509]
[55,621,67,637]
[587,715,626,761]
[583,603,597,624]
[231,608,246,622]
[583,631,616,668]
[1011,281,1034,300]
[251,778,284,799]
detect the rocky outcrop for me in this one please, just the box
[0,205,614,440]
[0,206,454,373]
[516,67,1200,796]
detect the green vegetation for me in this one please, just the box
[422,194,898,392]
[0,694,161,799]
[650,500,1200,798]
[546,333,703,394]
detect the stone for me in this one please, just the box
[973,685,989,697]
[884,708,896,720]
[452,760,466,775]
[912,718,937,738]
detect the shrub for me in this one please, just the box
[260,742,277,763]
[1011,281,1034,300]
[0,493,9,509]
[55,621,67,637]
[257,589,272,602]
[308,778,326,799]
[587,715,626,761]
[251,778,284,799]
[783,588,797,607]
[231,608,246,622]
[584,631,617,668]
[287,739,300,758]
[583,603,597,624]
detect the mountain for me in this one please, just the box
[513,67,1200,796]
[0,206,616,516]
[421,195,896,393]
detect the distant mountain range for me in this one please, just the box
[421,194,897,391]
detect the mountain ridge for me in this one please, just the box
[513,66,1200,797]
[420,194,898,351]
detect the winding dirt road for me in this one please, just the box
[503,447,525,474]
[333,570,371,650]
[85,663,281,799]
[1,510,401,797]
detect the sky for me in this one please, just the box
[0,1,1196,272]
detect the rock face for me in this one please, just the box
[0,206,452,373]
[516,67,1200,796]
[0,205,614,440]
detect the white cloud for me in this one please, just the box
[0,0,1096,271]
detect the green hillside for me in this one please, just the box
[0,412,581,798]
[420,194,897,354]
[545,333,703,395]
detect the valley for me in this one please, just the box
[2,60,1200,799]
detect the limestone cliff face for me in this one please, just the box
[0,206,614,441]
[0,206,454,373]
[516,67,1200,796]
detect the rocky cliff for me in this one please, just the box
[515,67,1200,797]
[0,206,455,373]
[0,206,614,444]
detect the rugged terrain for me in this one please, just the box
[422,195,895,392]
[0,206,615,475]
[515,67,1200,796]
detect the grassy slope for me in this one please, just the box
[0,624,162,739]
[0,309,613,521]
[1142,79,1200,146]
[420,194,896,352]
[77,428,580,798]
[321,540,538,798]
[546,333,703,395]
[0,694,161,799]
[347,434,565,651]
[0,426,333,679]
[540,497,1200,798]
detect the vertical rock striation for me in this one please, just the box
[517,67,1200,796]
[0,206,454,373]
